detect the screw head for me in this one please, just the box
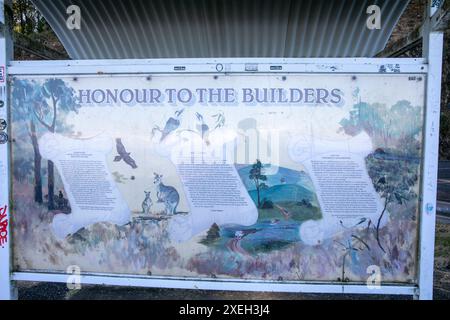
[0,132,8,144]
[216,64,224,72]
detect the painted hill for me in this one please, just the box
[237,164,315,192]
[248,184,314,204]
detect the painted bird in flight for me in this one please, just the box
[114,138,138,169]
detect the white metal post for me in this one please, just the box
[417,0,445,301]
[0,0,15,300]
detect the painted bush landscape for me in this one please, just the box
[11,78,421,284]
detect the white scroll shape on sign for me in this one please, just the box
[39,133,131,240]
[151,121,258,243]
[288,132,388,246]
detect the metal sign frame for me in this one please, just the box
[0,1,445,300]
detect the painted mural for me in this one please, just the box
[10,74,424,283]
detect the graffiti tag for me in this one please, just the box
[0,205,8,246]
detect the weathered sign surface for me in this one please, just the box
[10,74,424,283]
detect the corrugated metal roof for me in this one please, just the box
[31,0,410,59]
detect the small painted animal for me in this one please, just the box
[142,191,153,215]
[153,173,180,215]
[114,138,138,169]
[55,190,69,210]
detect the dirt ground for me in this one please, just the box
[15,224,450,300]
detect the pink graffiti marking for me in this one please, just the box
[0,205,8,247]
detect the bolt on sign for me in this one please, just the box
[9,73,424,283]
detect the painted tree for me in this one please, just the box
[341,101,421,252]
[335,235,370,282]
[249,160,268,208]
[339,102,388,148]
[13,157,33,184]
[34,79,80,209]
[205,223,221,242]
[12,79,47,203]
[385,101,422,156]
[367,155,418,253]
[340,101,421,153]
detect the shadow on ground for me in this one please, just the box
[17,281,450,300]
[17,282,410,300]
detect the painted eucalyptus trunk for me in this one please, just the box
[30,120,43,203]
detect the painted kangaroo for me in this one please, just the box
[142,191,153,215]
[153,173,179,215]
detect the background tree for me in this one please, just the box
[12,0,69,60]
[13,0,47,35]
[249,160,268,208]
